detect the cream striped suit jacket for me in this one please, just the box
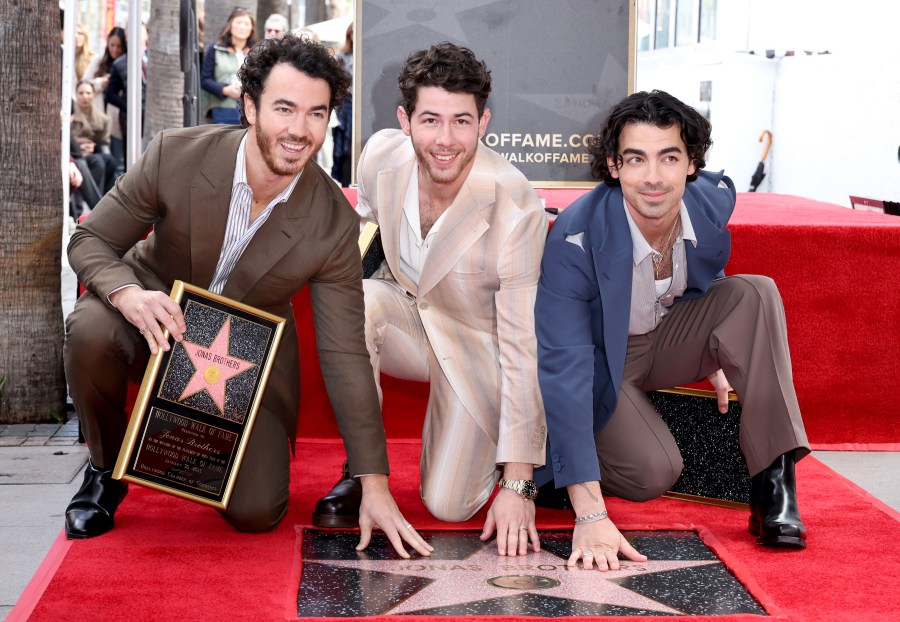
[357,129,548,467]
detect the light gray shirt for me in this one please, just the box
[625,199,697,336]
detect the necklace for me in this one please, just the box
[650,214,681,279]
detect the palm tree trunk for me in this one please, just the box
[145,0,186,144]
[0,1,66,423]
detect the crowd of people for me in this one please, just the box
[68,10,355,221]
[63,17,810,570]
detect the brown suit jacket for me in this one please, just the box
[68,124,388,476]
[357,129,547,467]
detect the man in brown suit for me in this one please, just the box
[313,43,548,557]
[63,35,432,559]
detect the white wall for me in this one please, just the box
[635,0,900,207]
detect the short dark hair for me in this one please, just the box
[398,42,491,117]
[588,90,712,186]
[237,34,351,126]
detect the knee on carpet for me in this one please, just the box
[223,498,288,534]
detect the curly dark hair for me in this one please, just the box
[398,42,491,117]
[588,90,712,186]
[216,7,259,49]
[237,34,352,126]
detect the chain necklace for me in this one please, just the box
[650,214,681,280]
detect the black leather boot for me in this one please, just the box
[748,452,806,549]
[65,461,129,539]
[312,461,362,528]
[533,481,573,511]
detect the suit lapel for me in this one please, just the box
[593,188,632,402]
[220,164,314,302]
[416,151,494,298]
[191,130,244,290]
[377,162,418,295]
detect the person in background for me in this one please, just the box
[201,7,257,125]
[74,24,95,82]
[85,27,126,174]
[72,80,117,195]
[534,90,810,571]
[105,22,148,162]
[330,22,353,186]
[263,13,288,40]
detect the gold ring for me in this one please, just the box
[519,527,528,531]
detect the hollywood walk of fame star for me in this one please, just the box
[363,0,494,43]
[317,540,718,615]
[179,316,256,415]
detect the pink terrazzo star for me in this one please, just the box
[179,317,256,415]
[321,544,718,615]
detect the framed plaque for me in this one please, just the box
[113,281,285,509]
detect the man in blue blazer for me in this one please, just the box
[534,91,810,569]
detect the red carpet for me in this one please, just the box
[12,440,900,621]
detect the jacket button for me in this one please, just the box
[418,301,429,310]
[553,463,561,472]
[552,453,560,463]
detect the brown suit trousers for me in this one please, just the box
[595,275,811,501]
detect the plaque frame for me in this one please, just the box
[113,280,285,510]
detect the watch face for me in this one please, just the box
[521,480,538,500]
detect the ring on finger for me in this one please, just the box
[139,328,148,336]
[405,523,413,529]
[583,550,594,557]
[519,526,528,531]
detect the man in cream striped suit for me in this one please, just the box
[313,42,548,557]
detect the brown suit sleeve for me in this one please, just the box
[67,131,163,304]
[309,210,389,477]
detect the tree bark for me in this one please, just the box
[0,1,66,423]
[145,0,186,144]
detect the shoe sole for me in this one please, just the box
[748,519,807,549]
[311,513,359,529]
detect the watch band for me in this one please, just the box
[498,478,538,500]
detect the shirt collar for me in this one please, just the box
[623,197,698,266]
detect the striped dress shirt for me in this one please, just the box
[208,134,302,294]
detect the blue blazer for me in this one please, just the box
[534,170,736,488]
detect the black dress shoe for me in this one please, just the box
[748,452,807,549]
[65,461,128,539]
[312,461,361,528]
[533,481,573,511]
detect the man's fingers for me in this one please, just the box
[619,539,648,562]
[355,522,373,552]
[517,527,529,556]
[718,392,729,414]
[384,526,411,559]
[528,525,541,552]
[401,523,433,556]
[479,514,495,542]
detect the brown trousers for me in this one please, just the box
[596,275,810,501]
[64,293,289,532]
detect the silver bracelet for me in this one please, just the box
[575,510,609,525]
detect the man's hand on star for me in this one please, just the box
[111,286,185,355]
[480,487,539,556]
[356,474,434,559]
[707,368,735,414]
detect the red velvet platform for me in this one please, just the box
[296,188,900,448]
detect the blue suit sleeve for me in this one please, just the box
[536,233,604,488]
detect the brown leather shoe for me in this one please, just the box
[312,461,361,528]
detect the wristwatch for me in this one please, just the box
[498,478,538,501]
